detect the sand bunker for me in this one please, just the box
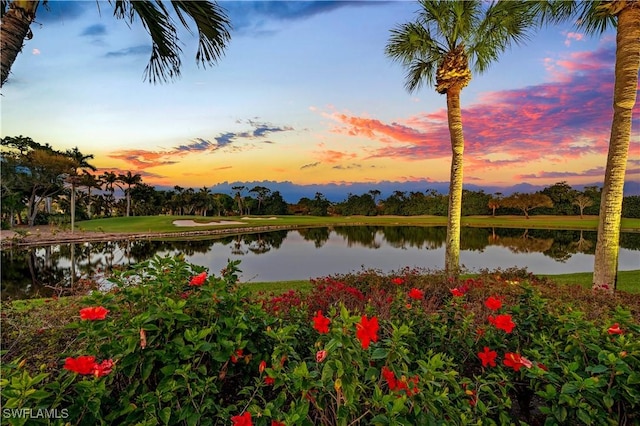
[172,220,244,227]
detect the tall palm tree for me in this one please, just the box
[385,0,536,277]
[541,1,639,291]
[118,171,142,217]
[65,147,96,232]
[100,171,121,217]
[1,0,231,87]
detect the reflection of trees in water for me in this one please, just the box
[298,227,330,248]
[1,227,636,300]
[334,226,381,248]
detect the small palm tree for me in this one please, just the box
[65,147,96,232]
[385,0,536,277]
[1,0,231,87]
[118,171,142,217]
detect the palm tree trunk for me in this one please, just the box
[1,1,39,87]
[445,87,465,277]
[593,5,640,292]
[71,183,76,233]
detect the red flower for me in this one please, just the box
[259,360,267,374]
[189,271,207,286]
[381,366,397,390]
[608,323,623,335]
[231,349,244,363]
[450,287,465,297]
[271,421,285,426]
[265,376,275,385]
[313,310,330,334]
[79,306,109,321]
[64,356,96,375]
[231,411,252,426]
[391,277,405,285]
[408,288,424,300]
[356,315,379,349]
[93,359,114,378]
[503,352,532,372]
[488,314,515,333]
[537,363,548,371]
[316,350,327,363]
[484,296,502,311]
[478,347,497,367]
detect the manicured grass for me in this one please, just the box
[538,269,640,294]
[76,214,640,233]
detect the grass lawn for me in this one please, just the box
[76,214,640,233]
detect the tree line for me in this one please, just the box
[2,135,638,229]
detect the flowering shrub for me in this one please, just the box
[1,256,639,425]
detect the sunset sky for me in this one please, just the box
[2,1,639,198]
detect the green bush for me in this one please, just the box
[1,256,639,425]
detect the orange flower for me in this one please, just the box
[356,315,379,349]
[484,296,502,311]
[312,310,330,334]
[63,356,96,375]
[79,306,109,321]
[259,360,267,374]
[608,323,623,335]
[140,329,147,349]
[189,271,207,286]
[408,288,424,300]
[231,411,252,426]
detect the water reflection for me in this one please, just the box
[2,226,638,300]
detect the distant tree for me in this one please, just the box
[1,0,231,87]
[572,194,595,219]
[310,192,331,217]
[501,193,553,219]
[118,171,142,217]
[232,185,245,215]
[77,172,101,219]
[461,189,491,216]
[488,198,500,217]
[341,193,377,216]
[385,0,536,277]
[541,181,578,215]
[263,191,288,215]
[65,147,96,232]
[622,195,640,219]
[380,191,406,215]
[249,186,271,214]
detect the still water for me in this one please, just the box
[2,226,638,299]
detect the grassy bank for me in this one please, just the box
[74,214,640,234]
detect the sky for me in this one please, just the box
[2,0,639,200]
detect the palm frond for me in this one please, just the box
[170,1,231,67]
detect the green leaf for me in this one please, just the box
[576,409,593,425]
[159,407,171,425]
[561,383,578,394]
[586,365,608,374]
[371,348,389,360]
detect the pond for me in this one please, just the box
[1,226,639,300]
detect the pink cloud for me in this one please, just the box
[564,31,584,47]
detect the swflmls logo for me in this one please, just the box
[2,408,69,419]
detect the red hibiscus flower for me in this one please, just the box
[484,296,502,311]
[608,323,623,335]
[450,287,465,297]
[93,359,114,378]
[265,376,275,385]
[271,421,285,426]
[231,411,252,426]
[79,306,109,321]
[381,366,397,390]
[312,310,330,334]
[231,349,244,363]
[391,277,405,285]
[488,314,515,333]
[356,315,379,349]
[64,356,96,375]
[259,360,266,374]
[408,288,424,300]
[316,350,327,363]
[478,347,497,367]
[189,271,207,286]
[503,352,533,371]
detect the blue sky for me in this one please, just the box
[1,0,638,199]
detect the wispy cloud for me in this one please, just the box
[319,44,639,182]
[80,24,107,37]
[564,31,584,47]
[301,162,321,169]
[108,120,293,169]
[105,45,151,58]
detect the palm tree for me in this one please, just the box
[542,1,639,291]
[385,0,536,277]
[65,147,96,232]
[118,171,142,217]
[100,171,121,217]
[1,0,231,87]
